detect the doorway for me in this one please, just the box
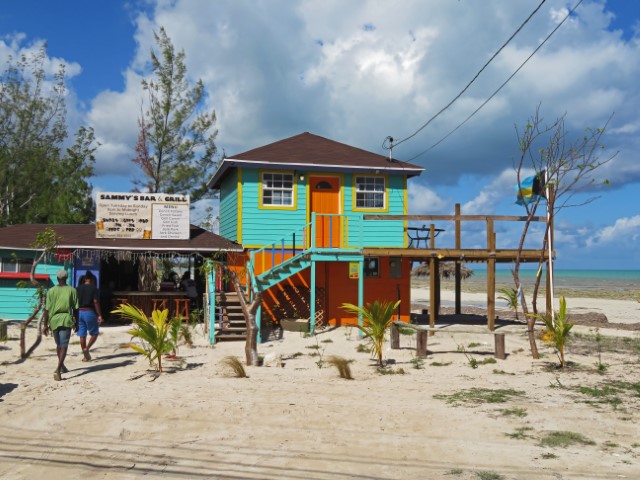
[310,176,341,248]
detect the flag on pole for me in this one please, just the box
[515,170,545,206]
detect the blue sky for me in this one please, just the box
[1,0,638,270]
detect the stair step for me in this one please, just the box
[216,328,247,335]
[219,313,245,319]
[215,334,247,341]
[220,322,246,328]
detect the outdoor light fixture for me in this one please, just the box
[299,174,305,181]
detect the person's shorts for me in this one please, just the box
[78,310,99,337]
[53,327,72,348]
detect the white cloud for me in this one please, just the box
[87,70,145,175]
[407,181,449,214]
[586,215,640,247]
[462,169,529,214]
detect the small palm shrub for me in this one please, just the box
[342,299,400,367]
[112,304,181,373]
[498,287,519,320]
[528,296,574,368]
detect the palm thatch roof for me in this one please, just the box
[411,262,474,280]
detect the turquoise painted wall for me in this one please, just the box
[232,168,407,248]
[240,168,308,247]
[219,169,239,241]
[344,173,406,248]
[0,250,65,321]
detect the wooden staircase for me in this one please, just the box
[253,253,311,292]
[214,291,248,341]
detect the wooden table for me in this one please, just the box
[112,291,188,318]
[406,225,445,248]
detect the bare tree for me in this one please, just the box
[207,254,262,366]
[19,227,60,359]
[228,269,263,367]
[513,107,615,358]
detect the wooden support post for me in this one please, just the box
[455,203,462,315]
[429,257,436,334]
[494,333,506,359]
[546,261,552,318]
[435,259,441,317]
[390,322,400,349]
[417,330,428,357]
[487,219,496,331]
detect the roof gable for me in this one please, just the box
[208,132,423,188]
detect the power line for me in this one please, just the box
[391,0,548,150]
[407,0,584,162]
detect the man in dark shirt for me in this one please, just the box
[76,271,103,361]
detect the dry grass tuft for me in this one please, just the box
[221,356,248,378]
[327,355,354,380]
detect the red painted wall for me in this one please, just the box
[318,257,412,326]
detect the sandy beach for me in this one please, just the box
[1,290,639,479]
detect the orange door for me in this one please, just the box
[310,176,341,248]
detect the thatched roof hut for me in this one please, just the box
[411,262,474,280]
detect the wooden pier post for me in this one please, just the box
[429,256,437,333]
[390,322,400,349]
[487,219,496,331]
[494,333,506,359]
[416,330,428,357]
[455,203,462,315]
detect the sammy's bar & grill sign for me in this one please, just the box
[96,193,190,240]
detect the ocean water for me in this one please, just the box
[468,269,640,291]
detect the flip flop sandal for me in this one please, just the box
[53,372,61,381]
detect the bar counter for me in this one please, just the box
[112,291,187,317]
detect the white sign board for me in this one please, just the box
[96,193,190,240]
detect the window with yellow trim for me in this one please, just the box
[355,176,385,209]
[262,172,294,206]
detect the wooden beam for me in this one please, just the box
[364,214,547,222]
[362,248,550,261]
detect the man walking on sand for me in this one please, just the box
[43,269,78,381]
[76,271,103,361]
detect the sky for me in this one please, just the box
[0,0,638,270]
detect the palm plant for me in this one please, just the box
[528,296,574,368]
[498,287,519,320]
[341,300,400,367]
[113,304,181,373]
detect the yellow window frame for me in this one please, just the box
[258,170,298,210]
[352,173,389,213]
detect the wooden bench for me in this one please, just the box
[390,321,507,360]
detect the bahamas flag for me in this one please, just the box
[515,171,545,206]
